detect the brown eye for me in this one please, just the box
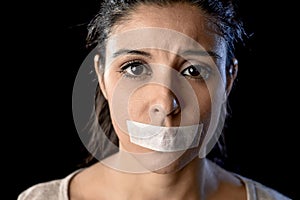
[187,66,200,76]
[181,65,210,80]
[128,63,145,75]
[120,60,151,79]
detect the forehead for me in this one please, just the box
[110,3,225,54]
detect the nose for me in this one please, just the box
[150,98,180,116]
[148,86,181,125]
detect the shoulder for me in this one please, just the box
[17,169,83,200]
[17,179,62,200]
[236,175,292,200]
[207,160,292,200]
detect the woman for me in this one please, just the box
[18,0,291,199]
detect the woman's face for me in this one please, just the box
[96,3,232,172]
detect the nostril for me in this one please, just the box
[150,104,165,115]
[153,108,160,113]
[171,106,181,115]
[167,98,180,116]
[149,104,166,125]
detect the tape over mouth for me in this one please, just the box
[127,120,203,152]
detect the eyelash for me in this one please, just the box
[181,64,211,81]
[117,60,211,81]
[117,60,151,80]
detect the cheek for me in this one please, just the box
[104,73,119,100]
[198,95,212,122]
[190,83,212,123]
[110,114,154,153]
[127,89,152,124]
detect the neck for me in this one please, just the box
[135,158,202,199]
[101,151,215,200]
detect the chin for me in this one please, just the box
[134,148,199,174]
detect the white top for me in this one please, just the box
[17,169,292,200]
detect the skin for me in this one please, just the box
[69,2,244,200]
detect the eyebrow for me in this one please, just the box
[180,50,222,60]
[112,49,221,60]
[113,49,152,58]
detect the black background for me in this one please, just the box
[10,0,297,199]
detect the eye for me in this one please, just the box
[119,60,151,79]
[181,65,210,80]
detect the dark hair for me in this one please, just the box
[84,0,247,165]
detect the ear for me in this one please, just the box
[94,54,108,99]
[225,58,238,96]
